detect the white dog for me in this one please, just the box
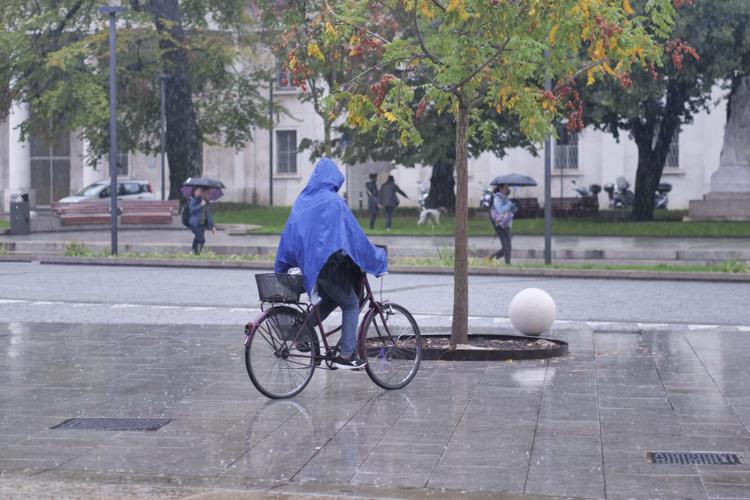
[417,207,447,225]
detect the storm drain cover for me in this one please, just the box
[647,451,741,465]
[51,417,171,432]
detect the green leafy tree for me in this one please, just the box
[0,0,269,199]
[583,0,750,220]
[312,0,675,345]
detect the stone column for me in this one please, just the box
[689,76,750,220]
[4,102,33,211]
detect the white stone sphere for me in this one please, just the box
[509,288,556,336]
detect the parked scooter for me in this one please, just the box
[570,180,602,199]
[603,176,671,209]
[479,183,493,210]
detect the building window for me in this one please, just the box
[555,125,579,170]
[30,124,71,206]
[665,132,679,169]
[276,130,297,174]
[276,66,295,90]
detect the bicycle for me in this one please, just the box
[244,271,423,399]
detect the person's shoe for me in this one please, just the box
[332,354,366,370]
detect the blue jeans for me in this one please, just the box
[191,226,205,254]
[315,280,360,357]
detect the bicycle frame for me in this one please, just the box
[245,274,393,367]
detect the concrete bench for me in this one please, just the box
[513,197,541,219]
[120,200,179,225]
[52,200,178,226]
[551,197,599,218]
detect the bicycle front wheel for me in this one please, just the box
[245,306,317,399]
[360,303,422,390]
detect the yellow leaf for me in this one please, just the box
[289,55,297,70]
[307,42,324,61]
[324,21,336,36]
[603,62,615,76]
[587,69,596,86]
[549,25,558,46]
[383,111,398,122]
[400,130,408,145]
[593,39,605,60]
[419,0,435,20]
[623,0,635,15]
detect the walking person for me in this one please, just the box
[187,187,215,255]
[365,174,379,229]
[378,175,408,231]
[489,183,515,264]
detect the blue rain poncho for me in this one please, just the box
[275,158,387,294]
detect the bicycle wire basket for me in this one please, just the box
[255,273,306,303]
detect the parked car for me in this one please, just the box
[58,179,156,203]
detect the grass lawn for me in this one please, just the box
[0,218,8,230]
[59,243,750,274]
[212,204,750,238]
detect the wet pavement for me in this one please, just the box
[2,322,750,499]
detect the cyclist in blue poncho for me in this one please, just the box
[275,158,387,369]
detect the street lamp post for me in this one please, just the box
[159,73,170,201]
[268,78,274,207]
[100,5,126,256]
[543,77,553,265]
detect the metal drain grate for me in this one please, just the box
[647,451,741,465]
[51,417,171,432]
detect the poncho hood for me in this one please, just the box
[275,158,387,293]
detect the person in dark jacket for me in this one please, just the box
[378,175,408,230]
[188,187,215,255]
[365,174,379,229]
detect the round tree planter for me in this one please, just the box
[419,334,568,361]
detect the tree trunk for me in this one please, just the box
[632,121,678,221]
[149,0,202,199]
[632,139,659,221]
[451,97,470,347]
[426,159,456,210]
[323,120,332,157]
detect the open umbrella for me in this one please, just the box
[490,173,538,187]
[180,177,226,202]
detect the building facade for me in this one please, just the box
[0,85,728,212]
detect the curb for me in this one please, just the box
[25,255,750,282]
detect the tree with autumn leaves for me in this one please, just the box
[255,0,400,157]
[305,0,676,345]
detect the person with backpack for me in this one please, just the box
[184,187,215,255]
[378,175,408,231]
[275,158,387,369]
[489,183,516,264]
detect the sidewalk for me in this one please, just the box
[2,228,750,263]
[1,321,748,499]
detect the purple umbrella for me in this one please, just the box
[180,177,225,202]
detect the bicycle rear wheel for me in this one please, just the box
[245,306,318,399]
[360,303,422,390]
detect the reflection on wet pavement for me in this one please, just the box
[1,322,750,499]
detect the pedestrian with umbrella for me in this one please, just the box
[181,178,225,255]
[487,174,537,264]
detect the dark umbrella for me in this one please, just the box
[180,177,226,202]
[490,173,538,187]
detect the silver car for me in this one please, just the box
[59,179,156,203]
